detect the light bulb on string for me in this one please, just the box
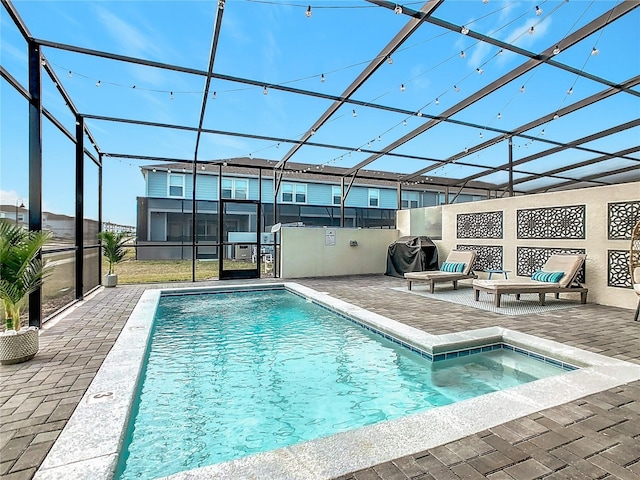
[497,112,502,119]
[476,68,483,74]
[591,47,599,56]
[461,26,469,35]
[170,91,174,100]
[402,119,407,126]
[68,71,72,78]
[479,131,483,138]
[567,87,573,95]
[394,4,402,14]
[535,5,542,15]
[305,5,312,17]
[553,113,559,120]
[387,56,393,64]
[416,110,423,117]
[553,45,561,55]
[321,73,325,82]
[540,129,545,136]
[460,50,466,58]
[263,86,268,95]
[352,109,357,117]
[519,85,525,93]
[212,91,217,99]
[435,97,439,105]
[96,80,101,87]
[40,58,46,66]
[400,84,405,92]
[454,85,460,92]
[529,26,535,35]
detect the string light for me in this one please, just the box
[402,119,407,126]
[212,91,217,99]
[96,80,101,87]
[263,86,268,95]
[435,97,439,105]
[321,73,325,82]
[454,85,460,92]
[394,4,402,14]
[310,129,316,135]
[540,129,545,136]
[400,83,405,92]
[68,71,72,78]
[497,112,502,119]
[567,87,573,95]
[305,5,312,17]
[535,5,542,15]
[553,45,561,55]
[591,47,599,56]
[482,0,489,3]
[476,68,483,74]
[479,132,483,138]
[170,91,174,100]
[378,136,381,142]
[460,50,466,58]
[553,113,559,120]
[416,110,423,117]
[519,85,525,93]
[529,26,535,35]
[41,59,46,66]
[461,26,469,35]
[387,56,393,64]
[352,109,357,117]
[498,49,504,55]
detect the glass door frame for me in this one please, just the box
[218,199,261,280]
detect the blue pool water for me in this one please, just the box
[116,289,567,479]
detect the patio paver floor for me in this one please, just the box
[1,275,638,480]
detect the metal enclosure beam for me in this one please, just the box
[75,116,84,300]
[28,40,43,328]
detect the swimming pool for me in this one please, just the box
[115,289,570,479]
[35,282,640,480]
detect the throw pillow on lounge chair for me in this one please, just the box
[531,270,564,283]
[441,262,466,273]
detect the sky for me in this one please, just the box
[1,0,639,227]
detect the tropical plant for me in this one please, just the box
[0,220,51,331]
[97,231,129,275]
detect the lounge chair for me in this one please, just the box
[472,253,588,308]
[404,249,477,293]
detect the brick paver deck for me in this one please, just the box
[1,275,639,479]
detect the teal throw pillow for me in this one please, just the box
[441,262,465,273]
[531,270,564,283]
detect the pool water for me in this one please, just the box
[115,289,565,479]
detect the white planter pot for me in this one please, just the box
[0,328,39,365]
[103,273,118,288]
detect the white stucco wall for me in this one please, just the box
[398,182,639,310]
[280,227,399,278]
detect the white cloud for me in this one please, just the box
[0,190,26,207]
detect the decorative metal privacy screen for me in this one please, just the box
[608,250,632,288]
[456,245,503,272]
[516,205,585,239]
[457,211,503,239]
[516,247,586,283]
[608,201,640,240]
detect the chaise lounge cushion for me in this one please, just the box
[531,270,564,283]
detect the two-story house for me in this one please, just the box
[136,157,487,260]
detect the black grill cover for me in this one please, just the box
[385,236,439,277]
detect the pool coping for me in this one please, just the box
[33,282,640,480]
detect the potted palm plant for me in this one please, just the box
[98,231,129,287]
[0,220,51,364]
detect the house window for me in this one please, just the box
[282,183,306,203]
[168,174,185,197]
[401,191,419,209]
[221,178,248,199]
[332,186,341,205]
[368,188,379,207]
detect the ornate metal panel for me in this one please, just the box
[456,245,503,272]
[516,205,585,239]
[457,211,503,239]
[608,201,640,240]
[608,250,632,288]
[516,247,586,283]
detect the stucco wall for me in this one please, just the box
[398,182,639,310]
[280,227,399,278]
